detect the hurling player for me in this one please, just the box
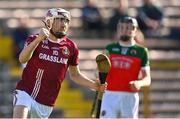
[100,17,151,118]
[13,8,104,118]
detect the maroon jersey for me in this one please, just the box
[16,35,79,106]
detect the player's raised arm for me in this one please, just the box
[19,28,49,63]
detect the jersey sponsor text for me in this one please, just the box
[39,53,68,64]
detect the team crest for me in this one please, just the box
[130,49,137,55]
[62,46,70,56]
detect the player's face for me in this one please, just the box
[117,23,137,41]
[118,23,136,36]
[51,17,70,33]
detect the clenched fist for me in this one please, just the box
[37,28,50,42]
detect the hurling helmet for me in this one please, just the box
[118,17,138,28]
[44,8,70,29]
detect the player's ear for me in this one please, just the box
[46,19,51,28]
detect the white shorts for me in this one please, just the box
[100,91,139,118]
[13,90,53,118]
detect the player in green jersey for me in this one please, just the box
[100,17,151,118]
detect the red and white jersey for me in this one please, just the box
[105,42,149,92]
[16,35,79,106]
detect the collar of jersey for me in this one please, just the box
[118,40,136,47]
[48,37,65,43]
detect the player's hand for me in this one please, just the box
[99,83,107,93]
[37,28,50,42]
[94,79,106,93]
[129,81,141,91]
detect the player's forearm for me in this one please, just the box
[19,37,42,63]
[69,65,99,90]
[139,68,151,87]
[71,72,98,90]
[138,75,151,87]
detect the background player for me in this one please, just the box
[100,17,151,118]
[13,8,104,118]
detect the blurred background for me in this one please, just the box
[0,0,180,118]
